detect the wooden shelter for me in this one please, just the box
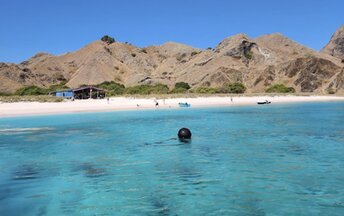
[51,86,106,99]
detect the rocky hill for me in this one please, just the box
[1,25,344,94]
[322,25,344,60]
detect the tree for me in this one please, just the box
[101,35,115,45]
[171,82,191,93]
[175,82,191,90]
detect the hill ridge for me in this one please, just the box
[1,26,344,94]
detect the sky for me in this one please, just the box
[0,0,343,63]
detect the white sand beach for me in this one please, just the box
[0,95,343,118]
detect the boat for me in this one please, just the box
[178,102,191,107]
[257,100,271,105]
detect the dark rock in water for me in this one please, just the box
[12,165,39,180]
[178,128,192,140]
[76,163,106,178]
[149,194,171,216]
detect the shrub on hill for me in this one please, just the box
[0,92,11,96]
[170,87,188,94]
[327,88,336,94]
[191,87,218,94]
[175,82,191,90]
[244,50,253,60]
[227,82,246,93]
[191,83,246,94]
[266,84,295,93]
[215,86,230,94]
[15,86,48,96]
[47,83,69,92]
[125,84,169,95]
[97,81,125,95]
[101,35,115,45]
[150,84,169,94]
[191,51,199,56]
[171,82,191,93]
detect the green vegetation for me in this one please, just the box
[101,35,115,45]
[244,50,253,60]
[14,82,70,96]
[327,88,336,94]
[8,81,247,98]
[15,86,48,96]
[171,82,191,93]
[125,84,169,95]
[191,83,246,94]
[175,82,191,90]
[266,84,295,93]
[0,92,11,96]
[191,51,199,56]
[170,87,188,94]
[227,82,246,94]
[191,87,218,94]
[96,81,125,95]
[0,95,63,103]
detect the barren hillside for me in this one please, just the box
[1,25,344,94]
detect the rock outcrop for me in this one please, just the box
[322,25,344,60]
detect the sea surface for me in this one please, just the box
[0,102,344,216]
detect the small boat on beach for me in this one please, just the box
[257,100,271,105]
[178,102,191,108]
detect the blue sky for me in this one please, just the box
[0,0,343,63]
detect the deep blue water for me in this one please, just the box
[0,102,344,215]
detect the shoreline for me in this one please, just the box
[0,95,344,118]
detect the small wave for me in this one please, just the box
[191,178,221,185]
[0,127,54,134]
[118,161,151,167]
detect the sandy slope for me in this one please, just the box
[0,96,343,118]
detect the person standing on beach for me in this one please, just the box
[231,97,233,103]
[107,97,110,104]
[154,99,159,108]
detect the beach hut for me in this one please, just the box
[51,89,74,99]
[50,86,106,99]
[72,86,106,99]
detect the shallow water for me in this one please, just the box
[0,102,344,215]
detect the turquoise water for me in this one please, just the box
[0,102,344,215]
